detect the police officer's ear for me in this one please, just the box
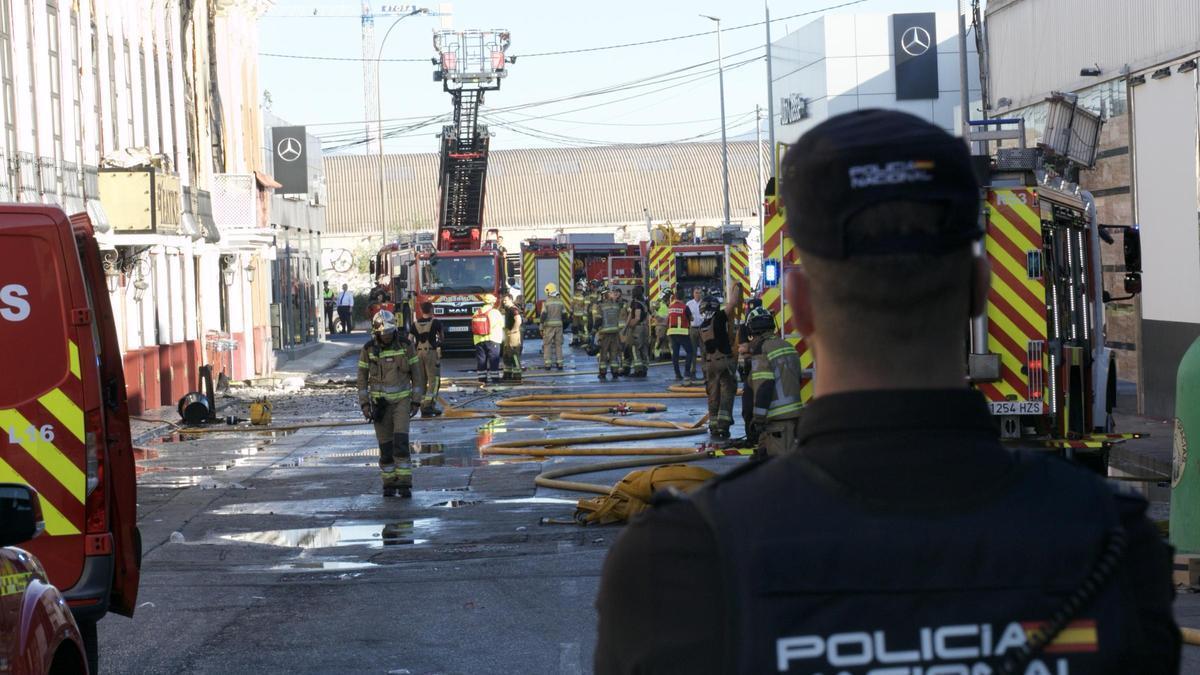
[969,254,991,319]
[786,266,815,339]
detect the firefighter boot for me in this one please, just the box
[598,370,608,381]
[380,464,400,498]
[394,433,413,498]
[421,402,443,418]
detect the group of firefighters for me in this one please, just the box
[353,276,804,496]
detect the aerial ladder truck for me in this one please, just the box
[372,29,512,351]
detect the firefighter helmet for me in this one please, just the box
[545,282,558,296]
[372,310,398,340]
[701,296,721,314]
[746,307,776,336]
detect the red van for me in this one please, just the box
[0,205,140,671]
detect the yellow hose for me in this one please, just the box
[480,426,707,455]
[1182,627,1200,646]
[534,452,719,495]
[558,412,703,430]
[485,447,702,457]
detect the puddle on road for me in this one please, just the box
[434,499,483,508]
[211,494,383,516]
[220,519,438,548]
[272,561,379,572]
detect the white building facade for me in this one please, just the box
[0,0,276,414]
[768,11,981,145]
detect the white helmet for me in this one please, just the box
[372,310,398,340]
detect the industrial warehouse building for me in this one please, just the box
[321,140,767,284]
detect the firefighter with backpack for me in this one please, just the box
[471,294,504,384]
[541,282,567,370]
[745,306,803,458]
[357,310,425,498]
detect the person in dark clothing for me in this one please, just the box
[409,302,444,417]
[594,109,1179,674]
[698,295,736,439]
[734,297,764,445]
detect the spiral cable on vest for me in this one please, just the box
[996,525,1129,674]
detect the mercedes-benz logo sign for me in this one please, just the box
[276,136,302,162]
[900,26,931,56]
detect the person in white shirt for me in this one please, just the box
[685,287,705,379]
[336,283,355,334]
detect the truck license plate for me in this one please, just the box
[447,325,468,333]
[989,400,1043,416]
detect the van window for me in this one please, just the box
[0,234,70,407]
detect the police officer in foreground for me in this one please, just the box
[357,310,425,498]
[594,110,1179,673]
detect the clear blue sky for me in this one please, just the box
[258,0,959,155]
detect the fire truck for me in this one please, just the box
[371,29,513,351]
[520,238,573,326]
[762,102,1142,468]
[646,225,752,304]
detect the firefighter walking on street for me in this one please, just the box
[596,286,624,381]
[626,285,650,377]
[502,295,524,382]
[410,302,443,417]
[699,295,736,439]
[541,283,567,370]
[357,310,425,498]
[746,306,803,458]
[666,288,694,383]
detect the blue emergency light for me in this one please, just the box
[762,259,781,288]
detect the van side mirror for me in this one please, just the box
[1124,272,1142,295]
[1124,227,1142,274]
[0,484,44,547]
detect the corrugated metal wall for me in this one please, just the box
[325,141,765,236]
[987,0,1200,108]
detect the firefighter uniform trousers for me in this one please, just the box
[358,338,425,491]
[597,301,623,375]
[541,297,566,368]
[630,323,649,374]
[503,309,523,381]
[701,322,736,436]
[752,335,804,458]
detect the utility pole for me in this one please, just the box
[756,105,764,250]
[701,15,731,227]
[957,0,972,143]
[765,2,776,173]
[375,7,434,246]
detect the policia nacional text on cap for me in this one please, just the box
[593,109,1179,674]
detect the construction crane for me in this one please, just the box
[360,2,451,153]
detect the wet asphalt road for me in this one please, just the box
[95,336,1200,673]
[98,339,736,674]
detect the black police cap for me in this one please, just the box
[781,109,983,260]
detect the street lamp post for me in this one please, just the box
[377,8,428,246]
[701,14,731,227]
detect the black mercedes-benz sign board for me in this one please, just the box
[892,13,938,101]
[272,126,308,194]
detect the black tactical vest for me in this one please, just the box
[690,451,1129,674]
